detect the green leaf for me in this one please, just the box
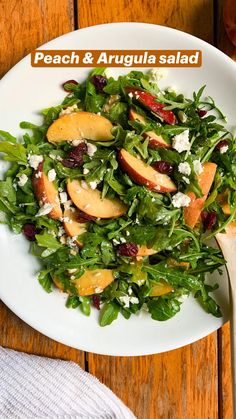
[38,270,53,293]
[0,142,27,164]
[147,298,181,321]
[99,302,120,326]
[36,232,62,250]
[0,130,17,143]
[0,177,16,203]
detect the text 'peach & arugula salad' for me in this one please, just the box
[0,68,235,326]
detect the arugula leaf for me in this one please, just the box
[100,301,120,326]
[147,298,181,321]
[0,142,27,165]
[38,270,53,293]
[36,232,62,250]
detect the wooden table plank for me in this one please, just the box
[0,0,85,367]
[77,1,219,418]
[0,0,74,78]
[88,335,218,419]
[77,0,213,43]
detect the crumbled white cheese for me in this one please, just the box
[87,143,97,157]
[60,216,72,224]
[182,176,190,184]
[28,154,43,170]
[120,237,126,243]
[89,181,98,190]
[59,104,78,117]
[149,68,168,83]
[81,180,88,190]
[83,168,89,175]
[178,162,191,176]
[48,169,56,182]
[18,174,28,187]
[72,139,86,147]
[172,130,190,153]
[58,226,65,237]
[35,171,42,179]
[67,236,78,247]
[36,203,53,217]
[119,295,139,308]
[126,231,130,236]
[193,159,203,175]
[59,236,67,244]
[220,145,229,154]
[128,287,132,295]
[59,192,68,203]
[172,192,191,208]
[137,279,145,286]
[68,268,77,274]
[94,287,103,293]
[112,239,120,245]
[128,92,133,98]
[63,200,73,211]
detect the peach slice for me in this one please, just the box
[53,269,114,296]
[184,162,217,228]
[63,208,87,247]
[149,281,173,297]
[129,108,171,149]
[32,162,62,219]
[73,269,114,296]
[67,179,127,219]
[118,148,176,193]
[47,112,113,143]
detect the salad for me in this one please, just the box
[0,68,235,327]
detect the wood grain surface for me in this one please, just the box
[0,0,235,418]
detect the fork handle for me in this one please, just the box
[216,233,236,416]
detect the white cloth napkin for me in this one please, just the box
[0,347,136,419]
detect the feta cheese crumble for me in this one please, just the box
[193,159,203,175]
[59,192,68,203]
[17,174,28,187]
[182,176,190,184]
[87,143,97,157]
[119,295,139,308]
[72,139,85,147]
[172,130,190,153]
[178,162,191,176]
[149,68,168,83]
[28,154,43,170]
[83,168,89,175]
[35,171,42,179]
[59,104,78,117]
[172,192,191,208]
[89,181,98,190]
[48,168,56,182]
[36,203,53,217]
[220,145,229,154]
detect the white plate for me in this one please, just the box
[0,23,235,356]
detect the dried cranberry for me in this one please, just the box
[215,140,229,151]
[62,80,78,92]
[117,242,138,257]
[76,210,97,223]
[201,211,217,231]
[152,161,173,175]
[62,142,87,168]
[92,75,107,93]
[197,109,207,117]
[22,223,39,241]
[92,295,101,310]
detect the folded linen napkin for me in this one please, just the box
[0,347,136,419]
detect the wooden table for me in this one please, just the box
[0,1,236,418]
